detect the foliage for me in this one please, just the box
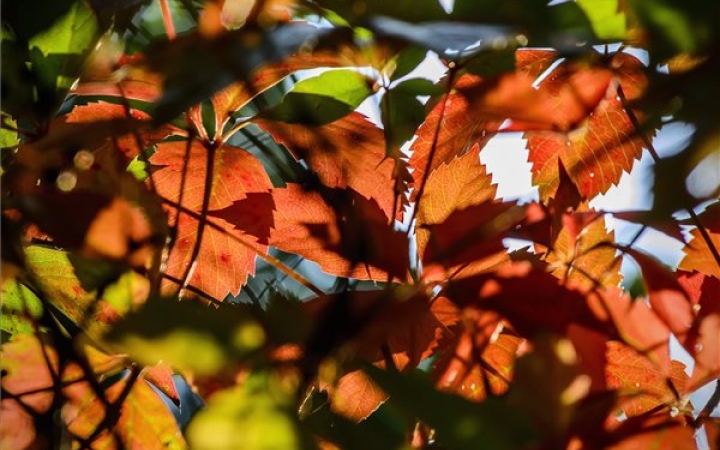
[1,0,720,449]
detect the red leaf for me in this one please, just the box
[256,112,399,219]
[408,74,502,199]
[625,249,695,342]
[144,363,180,406]
[525,53,649,200]
[605,341,688,417]
[679,203,720,278]
[262,184,408,280]
[540,206,623,291]
[604,413,697,450]
[677,271,720,390]
[151,140,272,299]
[409,49,560,198]
[327,369,388,422]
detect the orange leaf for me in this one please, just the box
[409,74,502,199]
[151,140,272,299]
[605,341,688,417]
[328,369,387,422]
[525,53,649,200]
[256,112,398,219]
[260,184,408,280]
[679,203,720,278]
[144,363,180,406]
[677,271,720,391]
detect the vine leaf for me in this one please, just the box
[408,73,502,199]
[679,202,720,278]
[416,145,499,271]
[605,341,688,417]
[677,271,720,391]
[150,140,272,299]
[256,112,398,219]
[525,52,648,200]
[259,69,373,125]
[232,184,409,280]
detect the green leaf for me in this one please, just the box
[577,0,626,40]
[1,279,44,336]
[313,0,448,24]
[105,299,266,375]
[381,82,430,157]
[186,372,314,450]
[260,69,373,125]
[28,0,100,115]
[366,366,538,450]
[388,47,427,82]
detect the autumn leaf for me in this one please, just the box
[416,145,512,267]
[63,375,187,449]
[237,184,408,280]
[677,271,720,391]
[525,52,649,200]
[150,139,272,299]
[328,369,388,422]
[256,112,399,219]
[605,341,688,417]
[144,363,180,406]
[540,206,623,291]
[408,74,503,199]
[604,412,697,450]
[679,202,720,278]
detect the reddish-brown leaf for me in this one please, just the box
[256,112,398,219]
[260,184,408,280]
[409,49,560,199]
[74,61,164,104]
[525,53,649,200]
[540,206,623,291]
[150,140,272,299]
[416,145,522,273]
[677,271,720,390]
[625,249,695,343]
[327,369,388,422]
[679,203,720,278]
[144,363,179,406]
[408,74,503,199]
[604,413,697,450]
[605,341,688,417]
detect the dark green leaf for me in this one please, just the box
[381,84,429,157]
[366,366,538,450]
[388,46,427,82]
[28,0,100,117]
